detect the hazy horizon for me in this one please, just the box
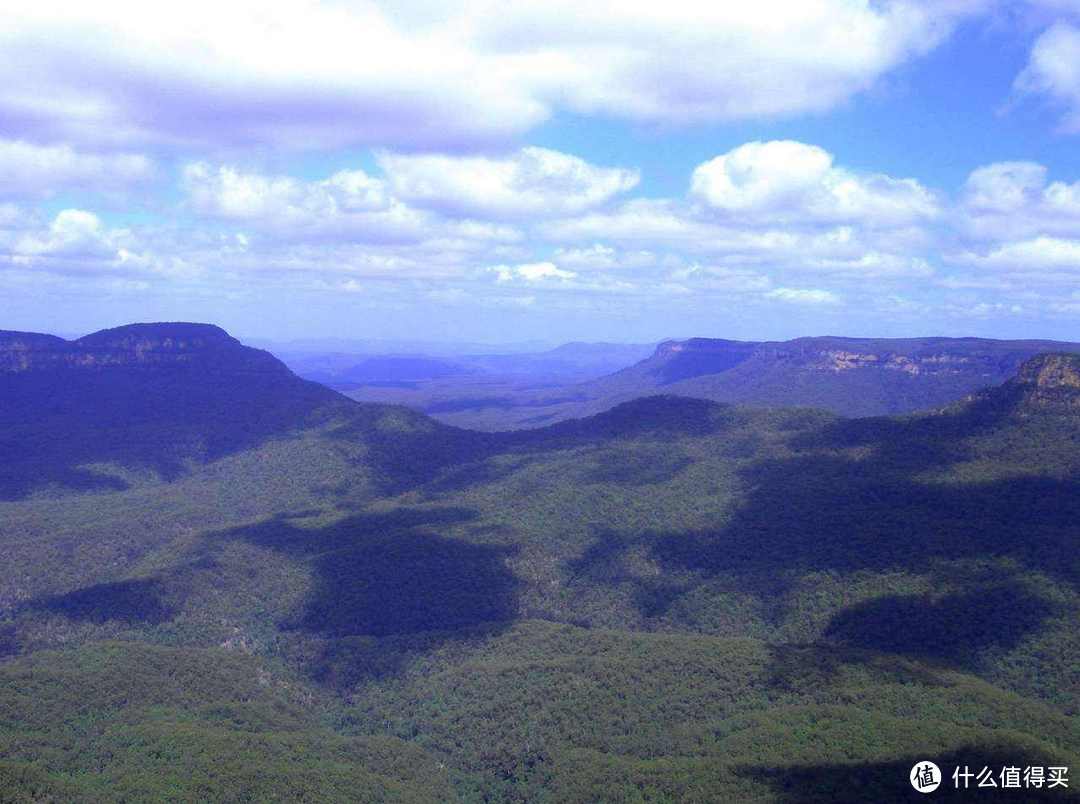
[21,322,1080,357]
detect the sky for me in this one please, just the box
[4,1,1080,345]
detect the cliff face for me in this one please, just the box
[654,336,1073,379]
[0,323,290,376]
[647,338,757,383]
[635,336,1080,386]
[0,332,75,373]
[1009,353,1080,411]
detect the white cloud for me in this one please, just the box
[542,199,717,244]
[543,196,934,281]
[1015,23,1080,132]
[22,135,1080,321]
[690,140,939,225]
[492,261,577,282]
[473,1,984,124]
[181,162,522,247]
[946,301,1026,319]
[960,160,1080,239]
[15,210,119,259]
[0,140,154,198]
[962,161,1049,213]
[552,244,618,270]
[182,163,391,221]
[1,208,196,278]
[767,287,842,305]
[0,1,985,150]
[953,235,1080,274]
[378,147,638,220]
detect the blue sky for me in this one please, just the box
[4,1,1080,345]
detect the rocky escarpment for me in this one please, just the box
[631,336,1080,385]
[707,336,1078,379]
[578,335,1080,420]
[1007,353,1080,411]
[0,323,291,376]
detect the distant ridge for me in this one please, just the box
[0,323,355,498]
[581,335,1080,419]
[355,334,1080,430]
[616,335,1080,387]
[0,323,290,375]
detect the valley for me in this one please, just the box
[338,335,1080,431]
[1,324,1079,801]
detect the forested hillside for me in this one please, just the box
[1,326,1079,801]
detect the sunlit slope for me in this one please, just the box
[0,642,458,802]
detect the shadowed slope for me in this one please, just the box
[0,323,490,500]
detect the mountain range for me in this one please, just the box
[343,334,1080,430]
[1,323,1079,801]
[279,341,657,390]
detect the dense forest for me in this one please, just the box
[1,326,1079,801]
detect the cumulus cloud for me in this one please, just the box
[492,261,577,282]
[0,208,190,277]
[18,135,1080,321]
[952,235,1080,277]
[0,140,154,198]
[183,163,391,221]
[0,1,984,151]
[181,162,521,246]
[544,202,934,281]
[960,160,1080,239]
[690,140,939,226]
[14,210,122,260]
[378,147,638,220]
[1015,23,1080,132]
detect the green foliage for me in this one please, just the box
[0,643,458,802]
[3,349,1080,800]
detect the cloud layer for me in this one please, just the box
[4,1,1080,338]
[5,138,1077,330]
[0,1,986,151]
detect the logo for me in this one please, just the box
[911,761,942,793]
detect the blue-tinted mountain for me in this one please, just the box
[281,340,656,391]
[372,334,1080,430]
[0,323,475,500]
